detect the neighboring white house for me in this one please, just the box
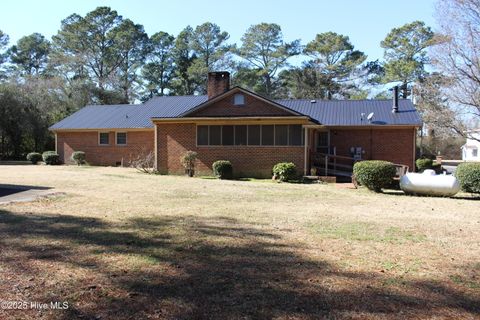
[462,129,480,161]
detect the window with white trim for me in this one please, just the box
[116,132,127,145]
[99,132,109,145]
[473,148,478,157]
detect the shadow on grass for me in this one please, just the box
[0,209,478,319]
[0,184,52,197]
[382,190,480,200]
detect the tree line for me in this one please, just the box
[0,0,478,159]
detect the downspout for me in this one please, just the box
[54,132,58,153]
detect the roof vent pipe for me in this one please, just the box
[392,86,399,113]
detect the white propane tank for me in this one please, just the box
[400,169,460,197]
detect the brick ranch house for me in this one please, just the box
[50,72,422,178]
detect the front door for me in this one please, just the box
[316,131,329,154]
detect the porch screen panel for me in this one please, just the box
[222,125,234,145]
[197,126,208,145]
[209,125,221,145]
[275,125,288,146]
[248,125,260,145]
[261,125,274,145]
[289,125,303,146]
[235,125,247,145]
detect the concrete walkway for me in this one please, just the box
[0,185,61,205]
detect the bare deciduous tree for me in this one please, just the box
[433,0,480,141]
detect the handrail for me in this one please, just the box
[311,152,355,161]
[310,152,355,176]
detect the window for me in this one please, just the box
[248,125,261,145]
[116,132,127,145]
[233,93,245,106]
[289,125,303,146]
[261,125,274,145]
[222,125,234,145]
[235,125,247,145]
[197,126,208,145]
[99,132,109,145]
[473,148,478,157]
[209,125,221,145]
[196,124,304,147]
[275,125,288,146]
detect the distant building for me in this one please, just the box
[462,130,480,161]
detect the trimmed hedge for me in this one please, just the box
[42,151,60,165]
[212,160,233,179]
[455,163,480,194]
[26,152,42,164]
[272,162,297,182]
[353,160,396,192]
[71,151,86,165]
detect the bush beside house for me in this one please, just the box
[42,151,60,165]
[455,163,480,194]
[353,160,396,192]
[71,151,86,165]
[212,160,233,179]
[272,162,297,182]
[180,151,198,177]
[26,152,42,164]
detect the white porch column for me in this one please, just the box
[304,127,309,176]
[154,123,158,171]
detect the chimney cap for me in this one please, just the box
[208,71,230,77]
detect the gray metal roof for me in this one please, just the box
[49,96,208,130]
[275,99,422,126]
[143,95,208,118]
[50,94,421,130]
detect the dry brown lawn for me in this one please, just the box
[0,165,479,319]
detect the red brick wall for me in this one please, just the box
[56,130,154,166]
[156,123,304,178]
[329,128,416,169]
[190,93,294,117]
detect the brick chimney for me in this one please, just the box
[207,72,230,99]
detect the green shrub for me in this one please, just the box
[455,163,480,194]
[42,151,60,165]
[416,158,443,173]
[272,162,297,182]
[416,158,433,172]
[71,151,86,165]
[212,160,233,179]
[180,151,198,177]
[353,160,396,192]
[26,152,42,164]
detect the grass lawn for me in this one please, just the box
[0,165,479,319]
